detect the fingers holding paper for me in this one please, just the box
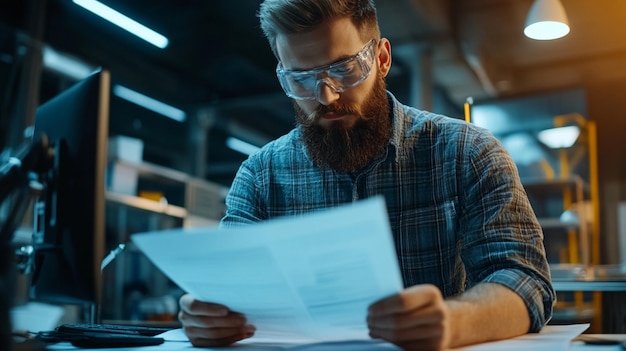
[367,284,451,351]
[178,293,256,347]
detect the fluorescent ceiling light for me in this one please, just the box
[524,0,570,40]
[226,137,261,156]
[43,46,95,80]
[113,85,186,122]
[72,0,169,48]
[537,125,580,148]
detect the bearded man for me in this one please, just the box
[178,1,555,350]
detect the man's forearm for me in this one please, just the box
[445,282,531,348]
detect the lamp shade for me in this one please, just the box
[524,0,570,40]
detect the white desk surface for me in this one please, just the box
[41,340,626,350]
[12,301,623,350]
[42,334,626,351]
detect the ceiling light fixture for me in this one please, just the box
[226,137,261,156]
[113,85,186,122]
[537,125,580,148]
[524,0,570,40]
[43,46,95,80]
[72,0,169,48]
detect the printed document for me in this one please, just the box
[131,196,403,343]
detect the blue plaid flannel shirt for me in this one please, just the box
[221,92,555,332]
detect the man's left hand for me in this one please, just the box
[367,284,451,351]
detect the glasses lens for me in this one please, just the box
[281,71,319,99]
[327,59,366,86]
[276,39,376,100]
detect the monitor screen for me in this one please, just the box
[30,69,110,319]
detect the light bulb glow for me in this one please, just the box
[537,125,580,148]
[524,21,570,40]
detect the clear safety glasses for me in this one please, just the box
[276,39,377,101]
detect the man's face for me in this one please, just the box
[275,18,393,173]
[294,71,390,173]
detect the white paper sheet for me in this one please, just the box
[131,196,404,342]
[11,301,65,333]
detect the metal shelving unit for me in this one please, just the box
[523,176,591,267]
[101,159,227,323]
[520,115,602,331]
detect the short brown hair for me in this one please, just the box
[258,0,381,58]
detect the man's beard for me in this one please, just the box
[295,72,391,173]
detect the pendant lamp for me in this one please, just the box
[524,0,570,40]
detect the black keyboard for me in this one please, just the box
[55,323,172,336]
[64,332,165,348]
[35,323,171,348]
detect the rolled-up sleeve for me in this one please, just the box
[459,127,556,332]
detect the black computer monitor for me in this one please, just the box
[30,69,110,321]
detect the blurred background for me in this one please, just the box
[1,0,624,185]
[2,0,626,334]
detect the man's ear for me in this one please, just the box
[378,38,392,77]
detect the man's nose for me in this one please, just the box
[314,80,341,106]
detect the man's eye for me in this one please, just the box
[289,74,316,87]
[330,63,358,76]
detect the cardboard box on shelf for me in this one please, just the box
[106,162,138,196]
[108,136,143,163]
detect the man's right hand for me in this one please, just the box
[178,293,256,347]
